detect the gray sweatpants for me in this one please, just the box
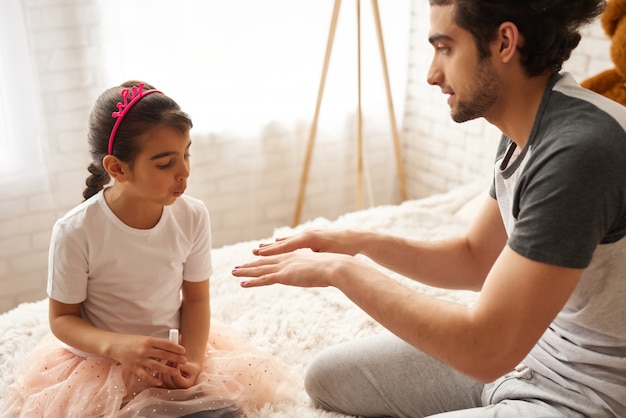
[304,332,606,417]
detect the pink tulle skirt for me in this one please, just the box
[2,325,299,417]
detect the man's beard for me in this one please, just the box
[451,59,500,123]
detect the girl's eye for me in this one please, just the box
[157,161,173,170]
[184,153,191,160]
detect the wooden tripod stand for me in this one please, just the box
[292,0,408,227]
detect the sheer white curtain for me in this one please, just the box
[98,0,410,137]
[0,0,42,175]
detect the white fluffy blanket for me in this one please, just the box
[0,185,484,417]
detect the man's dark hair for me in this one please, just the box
[429,0,606,76]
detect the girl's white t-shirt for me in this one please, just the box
[47,190,212,347]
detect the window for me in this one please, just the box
[0,0,41,175]
[99,0,409,136]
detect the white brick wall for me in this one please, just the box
[0,0,403,312]
[0,0,613,313]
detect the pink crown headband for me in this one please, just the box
[108,83,162,155]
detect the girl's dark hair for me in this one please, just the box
[83,80,193,200]
[429,0,606,76]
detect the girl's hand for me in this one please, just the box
[161,361,202,389]
[108,334,187,387]
[48,300,192,387]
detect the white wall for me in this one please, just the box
[0,0,404,312]
[0,0,613,313]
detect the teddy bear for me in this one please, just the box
[580,0,626,106]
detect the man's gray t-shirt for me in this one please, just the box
[490,72,626,415]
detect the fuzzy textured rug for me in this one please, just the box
[0,185,484,417]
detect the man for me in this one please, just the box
[233,0,626,416]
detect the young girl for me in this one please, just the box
[2,81,297,417]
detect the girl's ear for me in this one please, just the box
[102,155,129,183]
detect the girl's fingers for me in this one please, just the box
[138,366,164,387]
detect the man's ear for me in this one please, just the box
[496,21,520,64]
[102,155,129,183]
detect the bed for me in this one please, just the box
[0,183,486,417]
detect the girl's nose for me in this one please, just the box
[178,162,190,181]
